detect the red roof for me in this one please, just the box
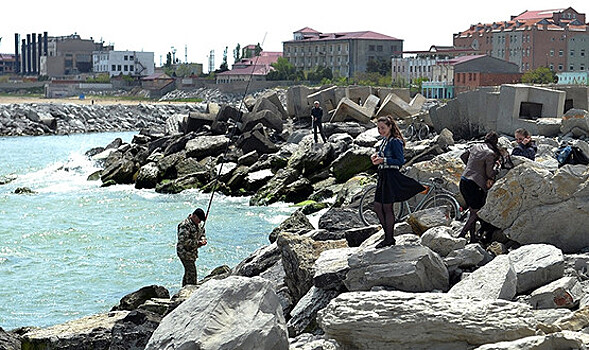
[512,8,566,20]
[218,51,282,76]
[294,27,321,34]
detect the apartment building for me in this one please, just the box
[92,50,154,77]
[283,27,403,78]
[454,7,589,73]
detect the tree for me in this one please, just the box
[521,66,557,84]
[366,57,391,76]
[233,44,241,63]
[218,46,229,72]
[267,57,303,81]
[254,43,262,56]
[307,66,332,82]
[165,52,172,68]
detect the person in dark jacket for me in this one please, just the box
[458,131,502,243]
[176,208,207,286]
[371,116,425,248]
[512,128,537,160]
[310,101,327,143]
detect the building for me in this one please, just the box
[391,45,480,86]
[454,7,589,73]
[283,27,403,78]
[0,54,16,74]
[451,55,522,95]
[92,50,154,77]
[40,33,108,76]
[215,51,281,84]
[557,71,589,85]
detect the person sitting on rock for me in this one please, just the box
[511,128,537,161]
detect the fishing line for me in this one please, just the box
[203,32,268,227]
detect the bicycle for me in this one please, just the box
[402,116,431,141]
[359,177,461,226]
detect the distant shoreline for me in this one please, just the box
[0,95,188,106]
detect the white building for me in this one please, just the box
[92,50,154,77]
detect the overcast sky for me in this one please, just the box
[0,0,587,72]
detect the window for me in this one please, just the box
[130,66,134,71]
[129,55,134,60]
[377,45,383,52]
[111,64,116,71]
[582,50,586,57]
[558,64,563,70]
[550,50,554,56]
[570,50,575,57]
[124,65,128,71]
[117,65,121,71]
[559,50,564,57]
[369,45,375,51]
[581,65,585,71]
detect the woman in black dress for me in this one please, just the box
[371,116,425,248]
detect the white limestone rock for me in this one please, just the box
[449,255,517,300]
[508,244,565,294]
[420,226,467,257]
[145,276,288,350]
[317,290,537,349]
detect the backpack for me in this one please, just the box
[555,145,589,167]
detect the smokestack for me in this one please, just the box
[31,34,37,74]
[26,34,31,74]
[21,39,26,75]
[38,33,42,74]
[14,33,19,74]
[43,32,48,56]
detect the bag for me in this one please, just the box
[555,145,589,167]
[500,154,515,170]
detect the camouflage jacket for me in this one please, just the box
[176,216,206,261]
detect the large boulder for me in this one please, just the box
[330,147,373,183]
[145,276,288,350]
[478,163,589,253]
[185,135,229,159]
[0,328,20,350]
[111,285,170,312]
[449,255,517,300]
[20,310,161,350]
[508,244,565,294]
[344,245,449,292]
[317,291,537,349]
[276,232,347,303]
[286,286,340,337]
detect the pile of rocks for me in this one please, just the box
[4,84,589,349]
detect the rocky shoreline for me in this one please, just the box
[2,85,589,349]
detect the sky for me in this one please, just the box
[0,0,587,73]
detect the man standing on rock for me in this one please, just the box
[177,208,207,286]
[311,100,328,143]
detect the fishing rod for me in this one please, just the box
[203,33,268,227]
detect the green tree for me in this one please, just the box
[522,66,557,84]
[254,43,262,56]
[218,46,229,72]
[233,44,241,63]
[307,66,332,82]
[267,57,304,81]
[165,52,172,68]
[366,57,391,76]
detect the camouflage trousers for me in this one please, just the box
[180,258,197,286]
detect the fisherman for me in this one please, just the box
[176,208,207,286]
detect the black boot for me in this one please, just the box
[376,231,396,249]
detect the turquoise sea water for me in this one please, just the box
[0,132,296,330]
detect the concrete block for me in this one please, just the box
[376,93,418,118]
[286,85,316,118]
[409,93,427,111]
[346,86,373,105]
[308,86,338,111]
[362,94,380,116]
[331,97,372,124]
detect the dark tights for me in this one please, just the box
[374,202,395,243]
[459,208,479,241]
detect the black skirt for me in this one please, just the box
[375,169,426,204]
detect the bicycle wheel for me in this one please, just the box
[403,124,415,141]
[359,185,407,225]
[417,124,430,140]
[420,193,460,220]
[359,185,379,226]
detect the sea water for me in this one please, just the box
[0,132,296,330]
